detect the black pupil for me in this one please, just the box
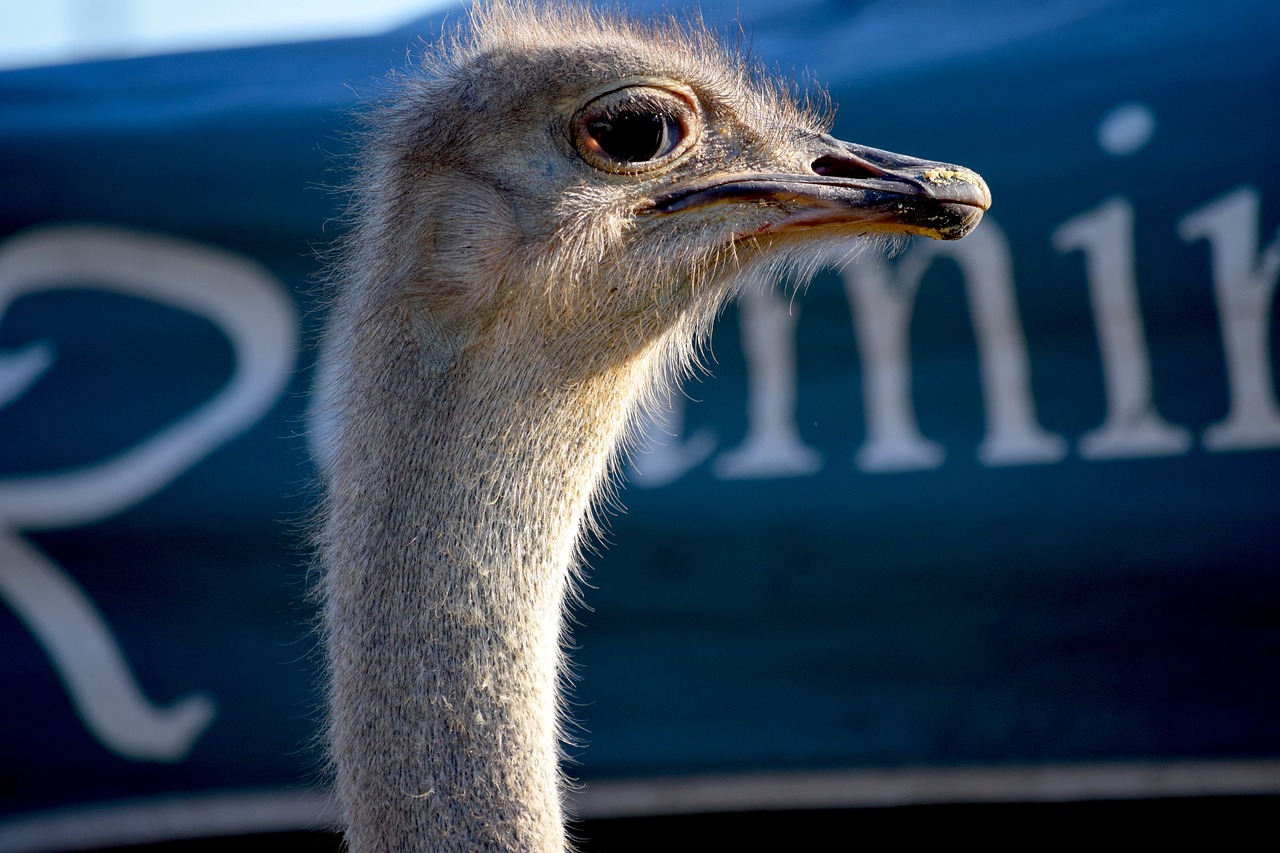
[588,110,673,163]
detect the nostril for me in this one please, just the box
[811,155,879,180]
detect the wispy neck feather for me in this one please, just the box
[320,296,673,851]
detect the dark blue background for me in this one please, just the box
[1,0,1277,827]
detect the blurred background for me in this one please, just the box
[1,0,1278,849]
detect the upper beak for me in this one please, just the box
[645,135,991,241]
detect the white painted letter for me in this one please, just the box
[1052,197,1191,458]
[0,225,298,761]
[1178,186,1280,450]
[714,288,822,479]
[842,256,945,472]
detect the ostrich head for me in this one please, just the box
[338,1,988,382]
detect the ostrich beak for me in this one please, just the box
[647,135,991,241]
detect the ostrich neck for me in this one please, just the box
[323,310,658,852]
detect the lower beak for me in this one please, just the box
[646,135,991,241]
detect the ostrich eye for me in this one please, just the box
[573,84,700,173]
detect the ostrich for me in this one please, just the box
[317,1,989,850]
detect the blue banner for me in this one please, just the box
[1,0,1277,846]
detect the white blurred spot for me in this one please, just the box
[1097,102,1156,157]
[0,0,459,70]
